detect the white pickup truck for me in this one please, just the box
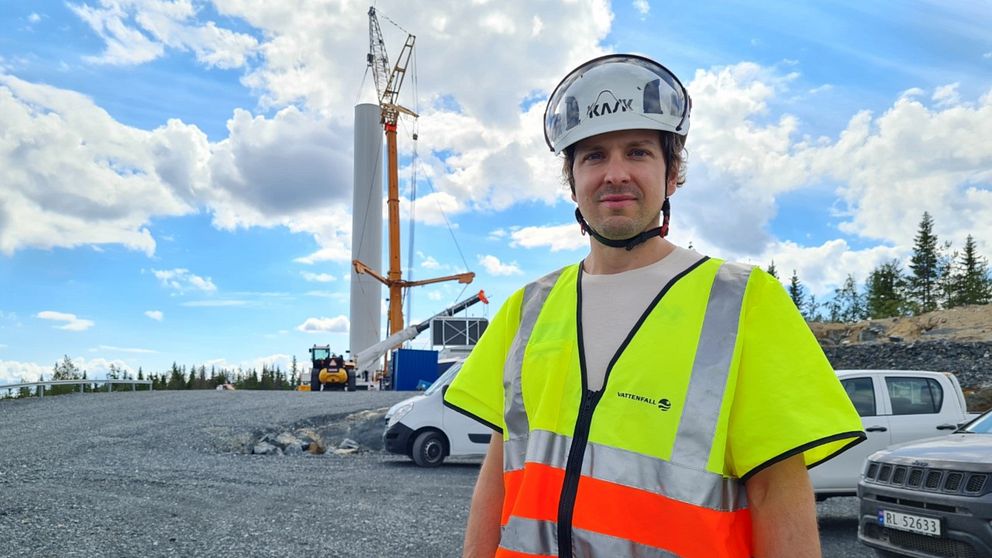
[811,369,976,499]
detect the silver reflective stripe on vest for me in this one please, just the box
[573,527,681,558]
[671,262,753,470]
[501,518,681,558]
[500,516,558,556]
[524,429,745,511]
[504,268,565,472]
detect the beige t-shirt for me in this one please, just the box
[580,246,703,391]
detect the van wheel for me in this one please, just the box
[412,431,446,467]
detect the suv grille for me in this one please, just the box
[864,460,991,497]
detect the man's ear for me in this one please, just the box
[666,173,678,197]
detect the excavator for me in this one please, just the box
[300,290,488,392]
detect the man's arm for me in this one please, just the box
[745,453,821,558]
[463,434,504,558]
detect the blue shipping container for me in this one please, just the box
[391,349,439,391]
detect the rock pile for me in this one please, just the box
[248,407,390,456]
[822,340,992,389]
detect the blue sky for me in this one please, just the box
[2,0,991,384]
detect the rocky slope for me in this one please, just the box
[808,304,992,409]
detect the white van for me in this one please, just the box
[382,361,492,467]
[810,369,976,498]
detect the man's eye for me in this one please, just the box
[630,149,650,157]
[583,152,604,161]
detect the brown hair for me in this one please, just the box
[561,131,687,193]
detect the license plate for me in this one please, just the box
[878,509,942,537]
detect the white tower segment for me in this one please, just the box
[349,103,383,357]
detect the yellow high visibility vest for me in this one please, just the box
[445,257,865,558]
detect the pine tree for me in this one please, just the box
[946,234,992,307]
[290,356,299,387]
[52,355,81,380]
[167,362,185,390]
[866,260,908,318]
[803,294,822,322]
[827,274,867,323]
[765,261,779,280]
[51,355,82,395]
[787,270,805,310]
[907,212,944,313]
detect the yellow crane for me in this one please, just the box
[355,6,474,336]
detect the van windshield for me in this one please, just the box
[425,362,463,396]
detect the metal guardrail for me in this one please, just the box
[0,379,153,398]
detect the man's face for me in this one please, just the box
[570,129,675,241]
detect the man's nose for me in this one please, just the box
[603,154,632,184]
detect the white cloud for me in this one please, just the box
[510,224,586,252]
[426,291,443,301]
[97,345,157,354]
[1,2,611,259]
[756,240,904,298]
[28,13,42,24]
[478,254,523,276]
[301,272,336,283]
[36,311,95,331]
[0,360,46,385]
[151,268,217,293]
[488,228,508,240]
[401,191,464,226]
[0,75,202,256]
[144,310,163,321]
[803,87,992,249]
[69,0,258,69]
[633,0,650,16]
[662,64,992,278]
[984,52,992,59]
[296,315,350,333]
[932,83,961,108]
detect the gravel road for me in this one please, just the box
[0,391,873,557]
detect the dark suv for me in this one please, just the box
[858,409,992,557]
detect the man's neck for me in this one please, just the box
[582,237,677,275]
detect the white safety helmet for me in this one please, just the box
[544,54,691,154]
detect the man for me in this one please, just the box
[444,54,865,558]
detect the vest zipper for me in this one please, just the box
[556,257,708,557]
[556,388,601,558]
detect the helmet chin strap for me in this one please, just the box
[575,198,671,251]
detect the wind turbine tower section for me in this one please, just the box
[349,103,384,357]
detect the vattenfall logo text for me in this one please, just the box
[617,392,672,411]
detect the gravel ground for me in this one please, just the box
[1,391,873,557]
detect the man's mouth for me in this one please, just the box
[599,193,638,208]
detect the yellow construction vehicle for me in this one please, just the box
[302,345,355,391]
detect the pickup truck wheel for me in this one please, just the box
[412,431,446,467]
